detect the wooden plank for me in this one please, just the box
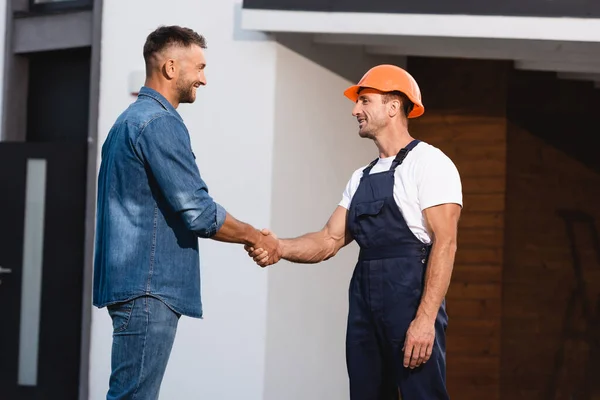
[454,144,507,160]
[462,176,506,194]
[446,373,499,386]
[413,131,505,147]
[455,247,503,265]
[451,265,503,283]
[455,159,506,177]
[447,282,501,299]
[459,212,504,229]
[446,299,501,318]
[458,228,504,248]
[447,335,501,356]
[447,318,500,335]
[446,355,500,376]
[502,304,569,320]
[448,384,500,400]
[502,282,567,300]
[501,316,564,335]
[501,389,543,399]
[502,260,573,274]
[414,113,506,128]
[501,266,571,284]
[504,248,572,268]
[443,126,506,143]
[462,194,505,212]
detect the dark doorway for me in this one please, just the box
[0,142,88,400]
[26,47,91,143]
[0,45,91,399]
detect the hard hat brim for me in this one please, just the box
[343,85,425,118]
[343,85,361,102]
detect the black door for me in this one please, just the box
[0,142,88,400]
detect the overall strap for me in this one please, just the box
[361,158,379,176]
[390,139,421,170]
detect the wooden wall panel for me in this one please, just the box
[502,82,600,400]
[408,57,510,400]
[406,57,600,400]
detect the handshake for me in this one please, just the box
[246,229,282,267]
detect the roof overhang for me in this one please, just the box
[241,9,600,43]
[241,8,600,83]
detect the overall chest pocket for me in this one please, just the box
[352,199,389,246]
[355,200,385,217]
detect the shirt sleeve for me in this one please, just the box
[135,115,226,238]
[338,169,362,210]
[338,178,353,210]
[417,150,463,211]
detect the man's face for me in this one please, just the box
[352,89,389,139]
[175,44,207,104]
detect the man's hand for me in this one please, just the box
[245,206,353,266]
[246,229,281,267]
[402,315,436,369]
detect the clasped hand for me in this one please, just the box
[246,229,281,267]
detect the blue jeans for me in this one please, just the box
[106,295,180,400]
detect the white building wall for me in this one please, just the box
[264,45,373,400]
[89,1,376,399]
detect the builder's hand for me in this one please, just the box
[403,315,435,369]
[246,229,281,267]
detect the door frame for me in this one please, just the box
[79,1,104,399]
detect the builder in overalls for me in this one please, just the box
[247,64,462,399]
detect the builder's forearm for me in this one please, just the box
[280,232,338,264]
[416,239,457,321]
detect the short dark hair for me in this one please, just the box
[143,25,207,66]
[382,91,414,118]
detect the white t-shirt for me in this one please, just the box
[339,141,462,244]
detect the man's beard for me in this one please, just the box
[176,78,197,104]
[358,121,378,139]
[358,128,375,139]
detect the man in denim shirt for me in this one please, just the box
[93,25,281,399]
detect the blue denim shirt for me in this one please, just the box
[93,86,226,318]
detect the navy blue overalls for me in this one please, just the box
[346,140,449,400]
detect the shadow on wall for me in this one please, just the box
[507,69,600,175]
[272,33,408,83]
[503,68,600,399]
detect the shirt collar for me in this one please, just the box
[138,86,184,123]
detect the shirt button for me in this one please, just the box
[421,259,425,264]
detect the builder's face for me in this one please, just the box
[352,89,388,139]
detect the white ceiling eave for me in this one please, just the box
[241,9,600,42]
[241,9,600,84]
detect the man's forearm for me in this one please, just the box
[416,239,457,321]
[280,231,338,264]
[211,212,261,246]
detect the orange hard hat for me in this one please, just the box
[343,64,424,118]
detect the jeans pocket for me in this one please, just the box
[107,299,136,333]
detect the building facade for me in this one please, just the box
[1,0,599,399]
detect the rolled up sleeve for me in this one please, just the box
[135,115,225,238]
